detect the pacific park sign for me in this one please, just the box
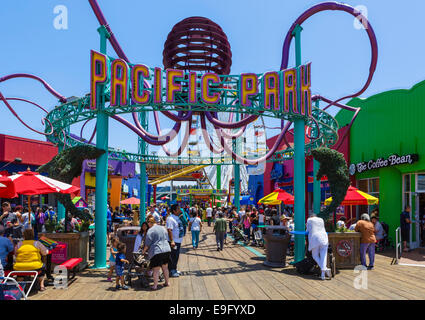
[90,50,312,118]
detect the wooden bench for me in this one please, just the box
[60,258,82,280]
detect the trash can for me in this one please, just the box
[116,226,141,265]
[263,226,291,267]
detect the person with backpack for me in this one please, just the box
[34,207,46,239]
[214,212,227,251]
[180,207,189,237]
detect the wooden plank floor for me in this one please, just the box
[33,226,425,300]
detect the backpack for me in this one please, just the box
[37,212,45,225]
[294,256,317,275]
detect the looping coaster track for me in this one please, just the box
[0,1,377,166]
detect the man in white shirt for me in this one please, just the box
[166,204,184,277]
[206,206,213,227]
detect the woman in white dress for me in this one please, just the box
[306,213,331,280]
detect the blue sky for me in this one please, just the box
[1,0,425,155]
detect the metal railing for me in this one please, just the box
[395,227,402,264]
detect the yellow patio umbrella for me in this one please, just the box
[258,189,294,205]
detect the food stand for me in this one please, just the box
[324,186,379,269]
[176,188,227,206]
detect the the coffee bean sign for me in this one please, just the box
[350,154,419,175]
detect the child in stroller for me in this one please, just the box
[232,226,249,244]
[124,249,164,288]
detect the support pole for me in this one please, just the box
[216,165,221,207]
[233,113,241,211]
[153,185,157,205]
[138,111,147,225]
[313,99,321,215]
[234,165,240,211]
[57,144,66,223]
[170,180,173,204]
[139,163,146,224]
[94,25,110,269]
[293,24,306,263]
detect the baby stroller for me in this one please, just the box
[124,251,164,288]
[232,226,249,245]
[0,273,34,300]
[253,228,265,247]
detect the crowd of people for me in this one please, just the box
[0,196,415,292]
[0,202,54,291]
[106,202,300,290]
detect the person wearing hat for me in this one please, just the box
[355,213,376,270]
[279,214,290,229]
[306,213,331,280]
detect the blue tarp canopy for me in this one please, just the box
[233,195,254,206]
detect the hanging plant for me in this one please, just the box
[311,147,350,221]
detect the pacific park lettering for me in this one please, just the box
[90,50,312,116]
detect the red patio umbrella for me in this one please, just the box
[120,197,140,205]
[9,170,80,210]
[0,175,17,198]
[9,170,79,195]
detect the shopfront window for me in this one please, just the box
[404,174,410,192]
[403,174,411,210]
[417,174,425,192]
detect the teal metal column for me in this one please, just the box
[216,165,221,207]
[233,113,240,211]
[293,24,306,263]
[94,26,110,268]
[138,111,147,225]
[313,99,321,215]
[57,144,66,222]
[139,163,146,224]
[216,165,221,189]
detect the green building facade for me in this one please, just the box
[336,80,425,248]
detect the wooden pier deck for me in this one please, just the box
[33,226,425,300]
